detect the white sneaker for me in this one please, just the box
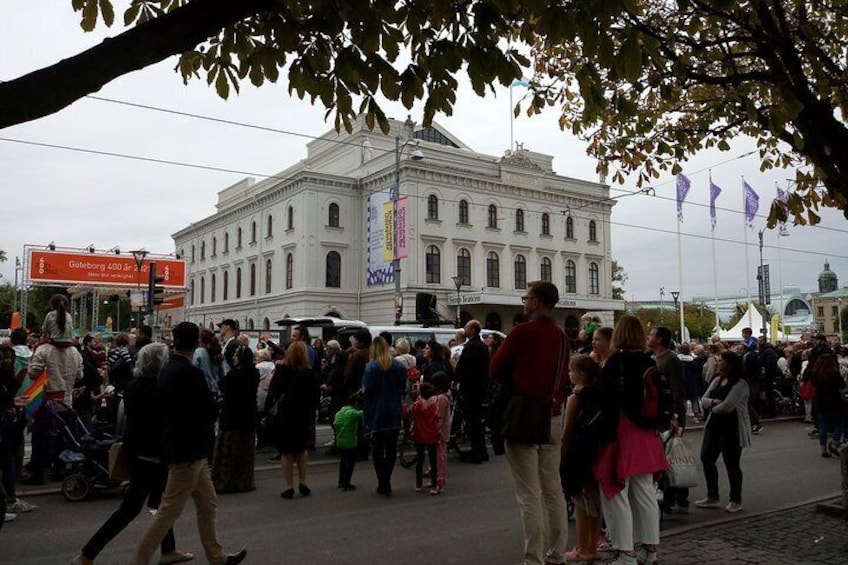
[725,501,743,513]
[608,552,638,565]
[636,545,658,565]
[11,498,37,513]
[3,512,17,522]
[694,497,721,508]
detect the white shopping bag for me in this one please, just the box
[664,435,700,489]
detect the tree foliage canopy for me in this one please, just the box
[1,0,846,226]
[522,0,848,226]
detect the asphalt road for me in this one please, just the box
[2,419,842,564]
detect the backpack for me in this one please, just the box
[620,355,673,431]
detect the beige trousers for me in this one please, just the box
[505,417,569,565]
[133,459,226,565]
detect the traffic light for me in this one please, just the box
[147,261,166,315]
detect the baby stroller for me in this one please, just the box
[50,401,122,501]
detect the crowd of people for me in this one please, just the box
[0,288,845,565]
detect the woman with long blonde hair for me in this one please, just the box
[362,336,408,496]
[266,341,320,499]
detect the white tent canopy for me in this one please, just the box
[717,302,799,343]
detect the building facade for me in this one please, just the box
[172,117,622,335]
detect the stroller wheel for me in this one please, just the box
[62,474,91,502]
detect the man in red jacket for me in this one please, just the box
[491,281,569,565]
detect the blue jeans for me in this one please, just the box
[818,412,844,448]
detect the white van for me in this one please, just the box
[354,325,506,348]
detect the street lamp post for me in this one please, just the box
[11,256,21,314]
[451,275,466,328]
[392,118,424,325]
[131,249,148,333]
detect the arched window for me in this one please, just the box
[425,245,441,284]
[236,267,242,298]
[200,276,205,304]
[250,263,256,296]
[486,251,500,288]
[223,231,229,252]
[200,241,205,260]
[248,319,255,330]
[515,209,525,232]
[287,205,294,230]
[328,203,340,227]
[514,255,527,289]
[250,221,257,243]
[223,271,229,300]
[487,204,498,228]
[427,195,439,220]
[541,213,550,235]
[285,253,293,289]
[210,274,216,303]
[565,260,577,293]
[267,215,273,238]
[456,248,471,286]
[326,251,341,288]
[263,318,271,330]
[211,237,217,256]
[589,262,600,294]
[589,220,598,242]
[190,279,195,305]
[265,259,272,294]
[459,199,469,224]
[540,257,552,282]
[237,227,242,248]
[566,216,574,239]
[191,244,195,263]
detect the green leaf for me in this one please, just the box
[124,1,141,25]
[215,67,230,99]
[99,0,114,26]
[81,0,99,32]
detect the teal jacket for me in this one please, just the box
[334,405,363,450]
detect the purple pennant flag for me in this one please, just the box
[676,173,691,222]
[776,188,789,234]
[744,181,759,228]
[709,180,722,229]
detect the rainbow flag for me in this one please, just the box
[23,370,48,420]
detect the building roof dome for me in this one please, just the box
[818,261,838,293]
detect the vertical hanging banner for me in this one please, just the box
[396,196,408,259]
[366,187,395,286]
[382,200,394,262]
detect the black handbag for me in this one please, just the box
[500,330,567,445]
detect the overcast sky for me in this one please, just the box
[2,3,847,305]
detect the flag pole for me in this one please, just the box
[509,85,514,151]
[677,217,685,342]
[711,172,720,331]
[742,176,753,328]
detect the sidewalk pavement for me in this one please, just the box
[659,496,847,564]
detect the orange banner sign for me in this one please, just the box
[28,250,187,288]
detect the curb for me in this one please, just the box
[661,492,843,538]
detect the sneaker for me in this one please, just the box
[725,501,743,513]
[751,424,764,434]
[11,498,37,513]
[821,450,831,458]
[607,551,638,565]
[808,429,819,439]
[298,483,311,497]
[267,453,282,463]
[3,512,16,522]
[635,545,658,565]
[341,484,357,492]
[415,485,424,493]
[694,497,721,508]
[828,442,842,456]
[429,487,441,495]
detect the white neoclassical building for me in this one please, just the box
[172,116,623,336]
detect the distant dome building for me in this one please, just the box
[818,261,838,293]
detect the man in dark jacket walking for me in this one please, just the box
[133,322,246,565]
[456,320,490,463]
